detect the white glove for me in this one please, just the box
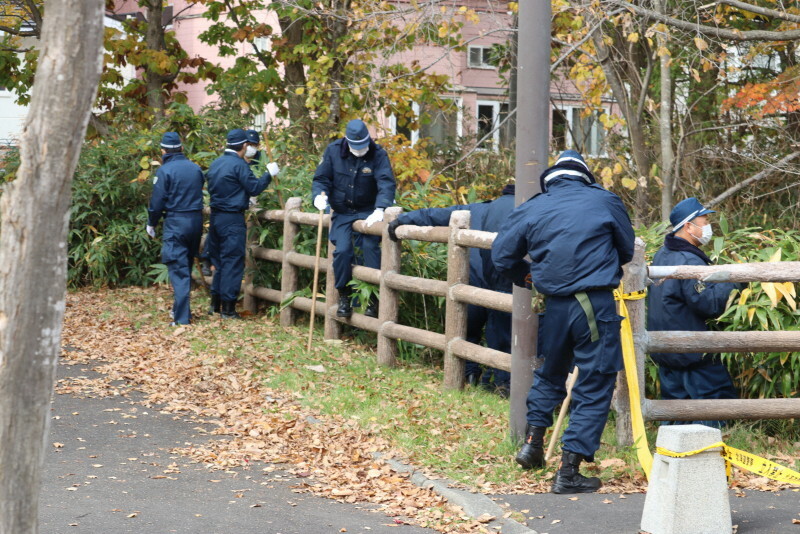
[249,196,258,207]
[364,208,384,227]
[146,225,156,238]
[267,161,280,177]
[314,192,328,211]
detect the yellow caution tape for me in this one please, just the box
[614,285,653,479]
[656,442,800,486]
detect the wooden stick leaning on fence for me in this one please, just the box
[545,366,580,462]
[307,208,326,351]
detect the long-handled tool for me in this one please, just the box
[307,208,325,351]
[545,366,580,462]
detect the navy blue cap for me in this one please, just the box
[226,128,247,146]
[160,132,182,149]
[539,149,595,193]
[670,197,715,231]
[245,129,260,144]
[344,119,371,150]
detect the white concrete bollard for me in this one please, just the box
[640,424,732,534]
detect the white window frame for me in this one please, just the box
[476,100,501,152]
[252,37,269,53]
[467,45,496,70]
[390,98,463,146]
[553,105,607,158]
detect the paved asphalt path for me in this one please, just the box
[492,479,800,533]
[40,358,434,534]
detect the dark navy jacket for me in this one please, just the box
[397,202,491,285]
[480,189,516,293]
[312,139,396,214]
[491,177,635,296]
[207,150,272,212]
[647,234,740,369]
[147,152,205,227]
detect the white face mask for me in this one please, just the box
[245,145,258,158]
[688,221,713,246]
[349,146,369,158]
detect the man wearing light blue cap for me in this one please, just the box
[647,197,740,425]
[206,128,281,318]
[312,119,396,318]
[146,132,205,325]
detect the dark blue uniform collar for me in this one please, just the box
[162,152,186,165]
[223,149,242,158]
[664,233,712,264]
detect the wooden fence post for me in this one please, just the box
[280,197,303,326]
[615,237,647,446]
[377,207,403,367]
[243,214,259,313]
[444,210,471,390]
[324,211,342,340]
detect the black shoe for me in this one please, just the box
[209,294,221,315]
[364,296,379,318]
[466,373,480,387]
[220,300,241,319]
[201,259,212,277]
[551,450,602,494]
[336,289,353,318]
[516,424,546,470]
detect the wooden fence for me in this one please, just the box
[206,198,800,441]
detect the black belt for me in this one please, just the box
[210,209,245,214]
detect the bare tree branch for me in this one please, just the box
[610,0,800,41]
[714,0,800,24]
[706,151,800,207]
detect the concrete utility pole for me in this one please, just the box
[510,0,551,441]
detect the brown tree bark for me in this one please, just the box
[0,0,104,532]
[143,0,172,116]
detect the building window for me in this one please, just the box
[391,99,462,146]
[468,45,496,69]
[252,113,266,131]
[552,106,605,157]
[252,37,269,53]
[477,100,510,151]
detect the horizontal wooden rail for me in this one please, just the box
[256,208,285,222]
[380,321,447,352]
[252,246,283,263]
[454,228,496,250]
[394,225,450,243]
[286,251,328,273]
[352,219,383,237]
[647,331,800,353]
[450,284,513,313]
[449,339,511,372]
[289,210,331,226]
[644,398,800,421]
[352,265,381,285]
[327,306,382,331]
[291,296,327,317]
[246,284,282,303]
[384,272,447,297]
[648,261,800,282]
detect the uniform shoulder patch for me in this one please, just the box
[694,281,706,294]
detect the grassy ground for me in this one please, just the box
[92,286,798,493]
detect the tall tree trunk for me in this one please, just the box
[0,1,104,532]
[658,1,675,222]
[278,14,313,147]
[144,0,168,116]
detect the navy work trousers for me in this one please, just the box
[330,211,380,289]
[658,362,737,427]
[161,212,203,324]
[527,289,623,459]
[208,211,246,302]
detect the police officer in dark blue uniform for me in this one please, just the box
[146,132,205,326]
[387,185,516,395]
[245,129,263,167]
[206,128,280,318]
[492,150,634,494]
[312,119,396,318]
[647,198,739,426]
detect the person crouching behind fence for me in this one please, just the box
[491,150,635,494]
[146,132,205,326]
[311,119,396,319]
[386,185,515,396]
[206,128,281,319]
[647,197,741,427]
